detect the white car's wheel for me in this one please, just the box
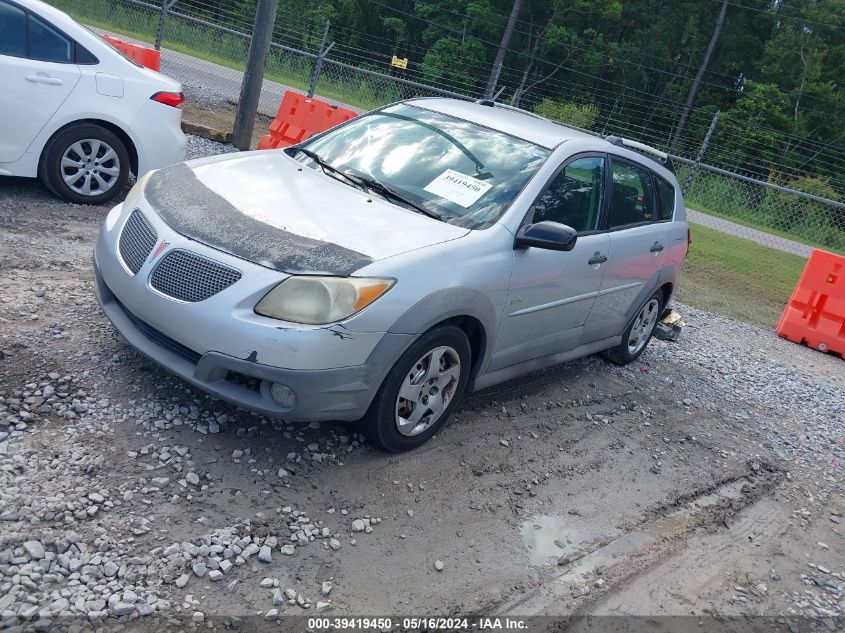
[40,123,130,205]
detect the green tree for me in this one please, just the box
[421,36,486,93]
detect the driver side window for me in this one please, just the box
[530,156,605,233]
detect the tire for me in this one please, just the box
[601,290,664,366]
[39,123,130,205]
[362,325,472,452]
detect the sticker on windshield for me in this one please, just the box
[423,169,492,208]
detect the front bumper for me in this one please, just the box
[92,205,413,421]
[94,264,409,421]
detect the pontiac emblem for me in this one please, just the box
[151,241,169,260]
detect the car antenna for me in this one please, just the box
[475,86,506,108]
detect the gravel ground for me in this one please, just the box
[0,138,843,630]
[185,136,238,161]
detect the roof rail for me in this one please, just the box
[605,136,674,172]
[473,99,549,121]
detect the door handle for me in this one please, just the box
[25,74,63,85]
[588,252,607,265]
[650,242,664,253]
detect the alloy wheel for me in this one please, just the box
[61,139,121,197]
[395,345,461,437]
[627,298,660,355]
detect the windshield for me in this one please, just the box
[297,104,550,229]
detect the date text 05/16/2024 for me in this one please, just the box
[307,617,529,630]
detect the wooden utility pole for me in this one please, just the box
[484,0,525,99]
[670,0,728,148]
[232,0,279,150]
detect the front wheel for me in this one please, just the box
[601,290,664,365]
[362,325,471,452]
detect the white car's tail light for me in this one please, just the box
[150,91,185,108]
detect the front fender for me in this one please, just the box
[388,286,500,374]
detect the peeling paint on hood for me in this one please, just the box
[144,152,470,275]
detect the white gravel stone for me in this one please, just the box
[111,601,136,616]
[23,541,44,560]
[149,477,170,489]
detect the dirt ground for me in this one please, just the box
[0,164,843,631]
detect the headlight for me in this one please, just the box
[255,276,395,325]
[122,171,153,209]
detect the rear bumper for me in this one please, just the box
[93,258,407,421]
[132,101,186,175]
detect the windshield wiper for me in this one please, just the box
[292,147,366,191]
[352,175,445,221]
[294,148,445,221]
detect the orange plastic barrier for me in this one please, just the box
[101,35,161,72]
[776,249,845,356]
[257,91,357,150]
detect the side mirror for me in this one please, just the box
[515,221,578,252]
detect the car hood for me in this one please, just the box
[143,152,470,276]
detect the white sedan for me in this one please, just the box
[0,0,186,203]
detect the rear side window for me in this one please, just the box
[0,1,26,57]
[654,174,676,221]
[29,14,73,62]
[609,159,655,228]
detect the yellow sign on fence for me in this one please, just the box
[391,55,408,70]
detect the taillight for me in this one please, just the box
[150,91,185,108]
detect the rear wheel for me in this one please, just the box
[40,123,130,205]
[362,325,471,452]
[601,290,664,365]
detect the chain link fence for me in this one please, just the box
[676,164,843,257]
[47,0,845,257]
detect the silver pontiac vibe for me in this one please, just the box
[93,98,689,452]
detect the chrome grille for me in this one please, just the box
[150,250,241,302]
[118,210,157,275]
